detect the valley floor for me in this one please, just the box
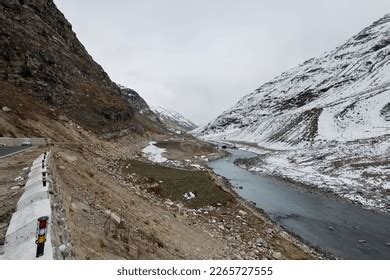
[0,129,321,259]
[58,135,319,259]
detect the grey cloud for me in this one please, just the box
[54,0,390,124]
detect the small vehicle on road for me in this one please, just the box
[21,140,32,146]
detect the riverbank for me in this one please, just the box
[208,148,390,259]
[140,138,322,259]
[225,140,390,214]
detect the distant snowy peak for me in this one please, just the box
[151,105,197,132]
[198,14,390,145]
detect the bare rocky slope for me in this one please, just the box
[197,15,390,212]
[117,85,197,133]
[0,0,160,138]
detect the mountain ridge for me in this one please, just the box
[0,0,158,138]
[198,14,390,146]
[196,14,390,212]
[151,105,197,132]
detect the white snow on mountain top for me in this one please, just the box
[197,14,390,213]
[151,105,197,131]
[198,14,390,145]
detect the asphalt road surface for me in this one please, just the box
[0,146,32,158]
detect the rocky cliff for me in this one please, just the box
[0,0,154,137]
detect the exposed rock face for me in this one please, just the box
[198,14,390,145]
[118,85,151,113]
[0,0,149,135]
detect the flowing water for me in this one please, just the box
[208,149,390,259]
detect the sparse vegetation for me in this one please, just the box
[122,159,233,208]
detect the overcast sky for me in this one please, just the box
[54,0,390,125]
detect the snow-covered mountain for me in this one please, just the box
[198,14,390,212]
[151,105,197,132]
[199,15,390,144]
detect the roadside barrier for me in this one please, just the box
[2,152,54,259]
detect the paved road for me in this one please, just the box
[0,146,32,158]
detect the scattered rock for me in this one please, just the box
[328,226,335,231]
[58,244,69,258]
[10,186,20,190]
[386,242,390,246]
[164,200,175,206]
[2,106,11,112]
[58,165,66,170]
[238,210,247,216]
[104,210,121,225]
[358,239,366,243]
[183,191,196,200]
[14,176,23,182]
[256,238,268,247]
[272,251,282,259]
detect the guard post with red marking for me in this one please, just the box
[42,171,47,187]
[35,216,49,258]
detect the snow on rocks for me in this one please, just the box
[195,15,390,212]
[1,152,54,260]
[151,105,197,131]
[183,191,196,200]
[142,141,168,163]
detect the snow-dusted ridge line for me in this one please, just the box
[196,14,390,213]
[198,14,390,144]
[151,105,197,131]
[1,153,54,260]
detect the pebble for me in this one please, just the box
[358,239,366,243]
[328,226,335,230]
[164,200,174,206]
[238,210,247,216]
[272,251,282,259]
[14,176,24,182]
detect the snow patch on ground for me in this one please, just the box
[142,141,168,163]
[183,191,196,200]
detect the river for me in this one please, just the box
[207,148,390,259]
